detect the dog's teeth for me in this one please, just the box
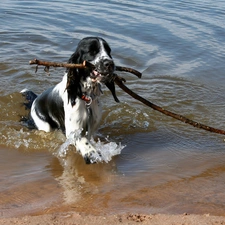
[93,70,99,76]
[92,70,102,77]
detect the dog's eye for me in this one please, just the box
[89,48,99,56]
[89,50,97,56]
[88,44,99,56]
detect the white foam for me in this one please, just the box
[56,129,125,164]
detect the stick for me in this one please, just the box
[29,59,88,69]
[115,66,142,78]
[114,75,225,135]
[29,58,225,135]
[29,59,141,77]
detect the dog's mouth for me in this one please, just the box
[90,69,114,83]
[88,59,115,83]
[90,69,102,81]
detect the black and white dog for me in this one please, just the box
[22,37,119,164]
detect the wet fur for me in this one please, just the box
[21,37,118,164]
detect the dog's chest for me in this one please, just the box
[81,77,102,98]
[64,78,102,138]
[81,78,102,134]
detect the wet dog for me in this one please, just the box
[21,37,119,164]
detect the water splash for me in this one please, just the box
[56,129,125,165]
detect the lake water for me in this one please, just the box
[1,0,225,217]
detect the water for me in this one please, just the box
[56,130,125,164]
[1,0,225,217]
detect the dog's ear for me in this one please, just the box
[66,50,83,106]
[68,50,83,64]
[105,81,120,103]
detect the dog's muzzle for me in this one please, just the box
[90,59,115,83]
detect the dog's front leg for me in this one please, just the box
[64,99,102,164]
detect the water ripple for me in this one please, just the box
[1,0,225,216]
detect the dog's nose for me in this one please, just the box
[103,59,114,71]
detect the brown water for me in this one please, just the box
[1,0,225,218]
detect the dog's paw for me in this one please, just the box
[75,137,103,164]
[83,150,102,164]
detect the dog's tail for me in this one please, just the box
[20,89,37,129]
[21,89,37,109]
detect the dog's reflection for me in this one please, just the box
[49,148,117,204]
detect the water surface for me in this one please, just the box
[1,0,225,217]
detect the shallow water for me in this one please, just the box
[1,0,225,217]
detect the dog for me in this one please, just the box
[21,37,120,164]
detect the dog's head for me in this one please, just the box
[67,37,119,105]
[68,37,115,83]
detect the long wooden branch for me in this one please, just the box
[29,59,94,69]
[29,58,225,135]
[29,59,142,78]
[114,75,225,135]
[115,66,141,78]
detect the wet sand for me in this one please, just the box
[1,212,225,225]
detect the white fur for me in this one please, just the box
[31,102,52,132]
[25,38,114,163]
[62,75,103,162]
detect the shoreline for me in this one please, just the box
[1,212,225,225]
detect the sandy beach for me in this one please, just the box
[1,212,225,225]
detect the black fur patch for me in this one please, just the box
[21,90,37,129]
